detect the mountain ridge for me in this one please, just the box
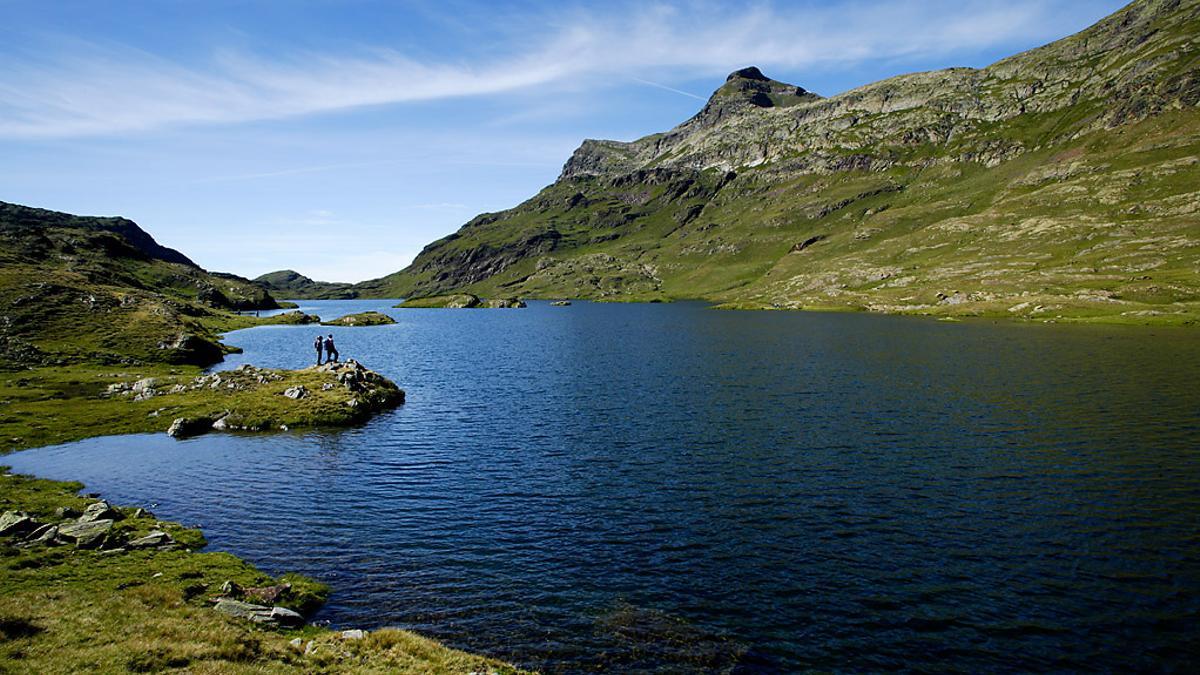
[356,0,1200,323]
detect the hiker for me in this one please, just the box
[324,334,339,363]
[314,334,324,365]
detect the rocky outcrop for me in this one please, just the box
[484,298,527,308]
[320,311,396,326]
[167,416,215,438]
[0,500,188,553]
[57,519,115,549]
[0,510,35,537]
[212,599,305,628]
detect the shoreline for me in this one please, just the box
[0,315,526,673]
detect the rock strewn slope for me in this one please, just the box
[362,0,1200,322]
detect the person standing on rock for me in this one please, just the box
[314,334,324,365]
[324,334,339,363]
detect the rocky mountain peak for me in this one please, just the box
[710,67,816,109]
[726,66,770,82]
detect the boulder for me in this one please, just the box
[485,297,527,308]
[282,386,308,400]
[0,511,36,537]
[57,519,114,548]
[213,599,304,628]
[127,530,175,549]
[25,523,60,545]
[167,416,214,438]
[131,377,160,393]
[446,294,481,308]
[341,629,366,640]
[55,506,81,519]
[80,501,123,522]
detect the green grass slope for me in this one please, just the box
[0,201,283,368]
[253,270,358,300]
[361,0,1200,324]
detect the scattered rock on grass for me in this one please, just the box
[80,501,123,522]
[213,599,304,628]
[57,519,114,549]
[0,511,36,537]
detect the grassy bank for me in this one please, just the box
[0,470,523,673]
[0,359,403,456]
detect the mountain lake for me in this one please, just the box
[7,299,1199,672]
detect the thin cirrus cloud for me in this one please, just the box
[0,1,1098,139]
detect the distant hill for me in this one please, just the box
[253,270,358,300]
[359,0,1200,323]
[0,201,280,367]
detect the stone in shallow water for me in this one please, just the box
[167,417,214,438]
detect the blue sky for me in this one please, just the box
[0,0,1127,282]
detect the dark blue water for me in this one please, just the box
[8,300,1200,672]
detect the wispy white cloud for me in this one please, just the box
[0,1,1110,138]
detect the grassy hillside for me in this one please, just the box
[362,0,1200,324]
[0,201,283,368]
[253,270,358,300]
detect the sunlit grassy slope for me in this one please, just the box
[362,0,1200,324]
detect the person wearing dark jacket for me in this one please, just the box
[314,335,324,365]
[324,334,339,363]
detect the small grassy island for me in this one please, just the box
[0,201,521,672]
[319,311,396,326]
[396,294,526,309]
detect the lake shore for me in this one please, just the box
[0,316,525,674]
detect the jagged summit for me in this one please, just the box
[710,67,816,109]
[727,66,769,82]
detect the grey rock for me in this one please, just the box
[341,629,366,640]
[0,510,35,537]
[127,530,175,549]
[269,606,304,627]
[485,297,526,308]
[550,300,571,306]
[167,416,214,439]
[213,599,304,628]
[55,506,81,519]
[26,524,61,546]
[80,501,123,522]
[282,386,308,400]
[58,519,114,548]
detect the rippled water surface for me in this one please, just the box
[8,300,1200,672]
